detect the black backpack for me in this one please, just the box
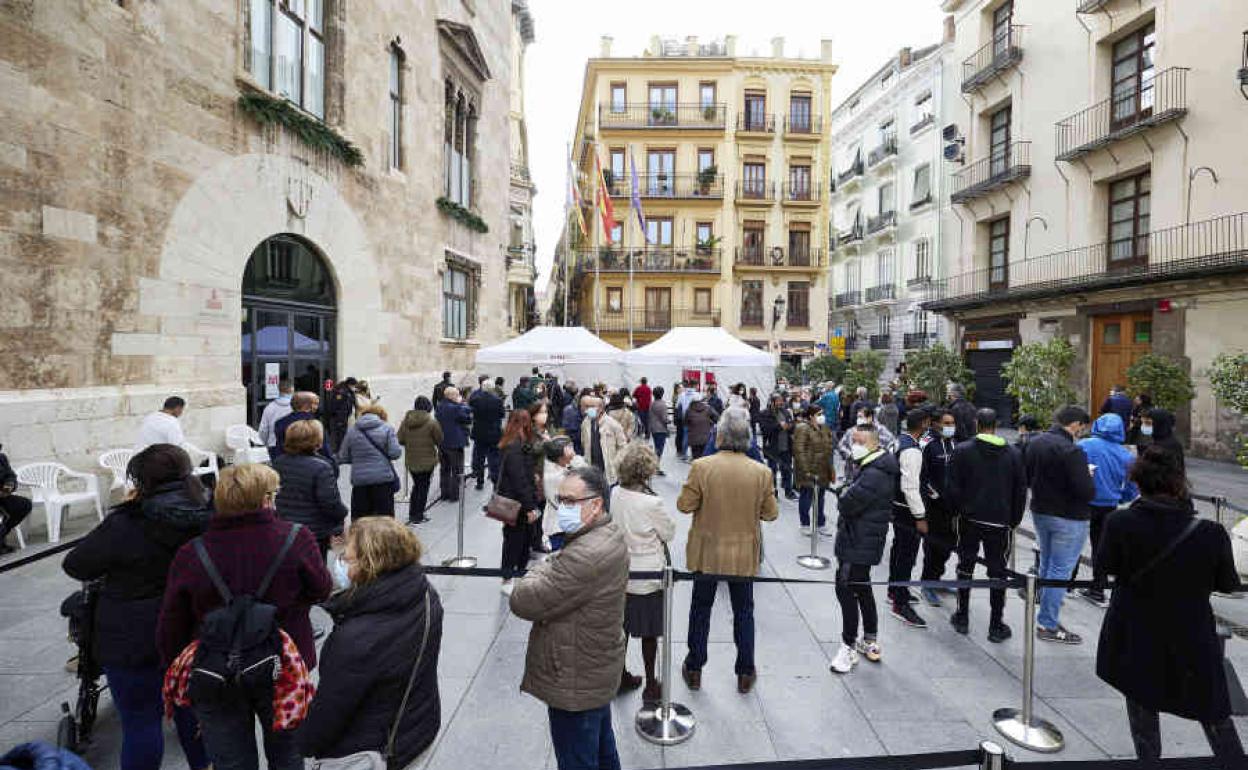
[187,524,302,707]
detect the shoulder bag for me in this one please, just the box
[361,427,402,495]
[310,591,432,770]
[1126,516,1202,587]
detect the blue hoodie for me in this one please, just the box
[1078,413,1139,508]
[817,389,840,429]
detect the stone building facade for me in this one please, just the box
[0,0,518,469]
[505,0,537,335]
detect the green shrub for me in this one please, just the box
[904,343,974,402]
[1001,338,1077,422]
[803,354,846,386]
[1126,353,1194,411]
[841,351,886,401]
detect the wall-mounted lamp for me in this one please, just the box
[1240,31,1248,100]
[772,295,787,329]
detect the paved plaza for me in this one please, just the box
[2,450,1248,769]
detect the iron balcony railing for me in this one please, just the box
[598,306,722,333]
[598,102,727,130]
[1075,0,1111,13]
[963,25,1024,93]
[865,283,897,303]
[867,134,899,167]
[923,211,1248,311]
[903,332,931,350]
[950,141,1031,204]
[869,334,891,350]
[833,290,862,309]
[604,173,725,199]
[910,113,936,135]
[782,182,821,203]
[1055,67,1189,162]
[737,113,776,133]
[784,114,822,135]
[736,180,776,202]
[734,247,826,268]
[867,210,897,235]
[581,247,722,274]
[509,163,531,183]
[837,223,865,246]
[787,309,811,328]
[837,159,865,186]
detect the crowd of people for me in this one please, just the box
[0,368,1235,770]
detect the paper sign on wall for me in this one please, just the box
[264,363,281,399]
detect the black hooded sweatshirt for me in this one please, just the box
[947,435,1027,528]
[1146,408,1185,472]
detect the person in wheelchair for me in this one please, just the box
[0,443,32,554]
[62,444,211,770]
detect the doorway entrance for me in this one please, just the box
[241,235,337,426]
[1091,312,1152,406]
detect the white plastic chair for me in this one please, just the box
[14,463,104,543]
[182,442,220,480]
[224,425,270,466]
[98,448,135,496]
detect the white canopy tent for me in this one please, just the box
[620,327,776,397]
[474,326,625,390]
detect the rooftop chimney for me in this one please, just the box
[820,39,834,63]
[899,46,913,68]
[725,34,738,57]
[648,35,661,57]
[943,15,956,44]
[686,35,699,56]
[599,35,613,57]
[771,36,785,59]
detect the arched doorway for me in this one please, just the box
[241,235,337,425]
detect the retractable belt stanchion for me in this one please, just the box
[977,741,1005,770]
[796,488,831,570]
[636,565,695,745]
[442,466,477,569]
[993,573,1064,752]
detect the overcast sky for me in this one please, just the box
[524,0,947,292]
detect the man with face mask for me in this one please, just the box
[836,406,896,480]
[511,466,628,770]
[918,409,960,607]
[757,393,797,499]
[887,408,931,627]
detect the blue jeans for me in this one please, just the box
[104,665,207,770]
[1032,513,1089,630]
[652,432,667,462]
[798,486,826,527]
[684,577,755,675]
[547,703,621,770]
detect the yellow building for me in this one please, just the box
[551,35,836,365]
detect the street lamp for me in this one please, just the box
[771,295,787,367]
[1239,31,1248,100]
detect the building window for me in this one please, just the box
[743,162,766,198]
[989,216,1009,289]
[913,238,931,280]
[743,90,767,131]
[646,149,675,195]
[1111,24,1156,130]
[846,259,861,291]
[787,282,810,327]
[247,0,325,118]
[879,117,895,141]
[789,93,812,132]
[645,217,673,248]
[696,222,713,251]
[914,91,933,121]
[877,249,895,287]
[444,84,477,206]
[606,287,623,313]
[992,0,1014,57]
[389,45,403,170]
[694,288,712,315]
[1108,171,1150,265]
[877,312,891,337]
[788,225,811,265]
[610,83,626,112]
[789,164,811,199]
[741,281,764,327]
[912,164,931,206]
[742,222,765,263]
[878,181,895,215]
[645,287,671,328]
[442,263,475,340]
[989,104,1011,177]
[913,310,930,336]
[699,82,716,109]
[648,83,677,125]
[697,148,715,172]
[609,221,623,244]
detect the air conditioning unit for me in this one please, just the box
[943,124,965,164]
[942,123,959,141]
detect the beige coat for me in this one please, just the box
[611,487,675,595]
[677,451,778,576]
[510,517,629,712]
[581,413,627,486]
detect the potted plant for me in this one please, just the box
[702,104,718,121]
[602,169,614,191]
[696,234,721,255]
[696,164,718,195]
[650,107,675,125]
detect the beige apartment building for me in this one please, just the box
[0,0,520,469]
[550,35,836,367]
[929,0,1248,457]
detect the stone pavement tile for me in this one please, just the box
[822,646,964,723]
[437,612,511,680]
[872,621,1010,680]
[871,718,987,755]
[1030,657,1120,700]
[0,638,74,675]
[659,715,776,768]
[755,674,887,760]
[0,611,69,642]
[0,674,79,724]
[605,697,664,770]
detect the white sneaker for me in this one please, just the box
[818,525,834,537]
[855,638,882,663]
[501,580,514,597]
[799,525,812,536]
[829,643,858,674]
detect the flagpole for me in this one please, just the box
[563,141,571,327]
[627,152,635,348]
[592,156,600,337]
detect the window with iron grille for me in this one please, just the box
[741,281,764,326]
[787,282,810,327]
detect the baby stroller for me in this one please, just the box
[57,581,105,753]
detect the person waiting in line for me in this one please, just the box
[298,518,444,768]
[888,409,931,629]
[647,386,670,474]
[846,387,872,430]
[612,443,674,703]
[816,383,840,439]
[945,383,977,443]
[338,403,402,519]
[918,408,959,608]
[469,376,505,491]
[1096,446,1245,765]
[705,383,724,414]
[512,375,535,412]
[431,371,453,405]
[434,387,472,502]
[273,420,348,559]
[792,405,835,536]
[1100,384,1133,429]
[829,425,897,674]
[397,396,443,524]
[326,378,358,454]
[498,409,542,596]
[606,392,636,441]
[747,386,762,437]
[1142,407,1185,471]
[560,388,585,456]
[876,390,900,436]
[1014,414,1041,466]
[135,396,186,451]
[527,399,553,553]
[581,395,626,487]
[274,391,335,470]
[1074,412,1139,608]
[682,392,717,461]
[63,445,210,770]
[947,408,1027,643]
[836,406,896,480]
[510,466,629,770]
[632,377,653,440]
[541,437,586,552]
[758,392,796,499]
[257,380,293,460]
[0,444,32,554]
[675,382,697,460]
[678,409,777,695]
[1127,392,1153,446]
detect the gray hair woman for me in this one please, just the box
[716,407,754,452]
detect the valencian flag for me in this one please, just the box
[628,147,653,244]
[567,156,588,238]
[593,149,616,243]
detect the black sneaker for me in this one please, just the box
[1036,625,1083,645]
[891,601,928,629]
[1078,588,1109,608]
[988,621,1013,643]
[950,610,969,635]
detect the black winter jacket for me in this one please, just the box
[758,408,793,456]
[920,432,957,526]
[62,484,210,667]
[1024,427,1096,520]
[948,398,977,443]
[469,389,505,444]
[498,441,541,525]
[1096,497,1241,721]
[834,450,898,566]
[947,436,1026,528]
[299,564,444,767]
[273,453,348,540]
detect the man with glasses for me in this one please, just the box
[511,466,628,770]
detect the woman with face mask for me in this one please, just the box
[792,406,836,535]
[497,409,542,596]
[1141,408,1184,472]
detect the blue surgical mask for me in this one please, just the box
[941,426,956,439]
[331,554,352,591]
[586,407,598,419]
[1141,424,1153,437]
[556,503,584,534]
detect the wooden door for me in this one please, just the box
[1092,313,1152,404]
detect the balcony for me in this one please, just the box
[1055,68,1189,162]
[923,211,1248,312]
[910,193,934,211]
[509,163,531,185]
[833,290,861,309]
[837,160,865,192]
[869,334,891,350]
[865,283,897,304]
[598,103,727,131]
[950,141,1031,204]
[734,247,826,270]
[787,309,811,329]
[867,210,897,238]
[867,134,898,170]
[903,332,931,350]
[580,247,722,274]
[605,173,725,200]
[910,113,936,135]
[837,224,865,252]
[735,181,776,205]
[783,114,822,139]
[736,113,776,135]
[782,182,821,206]
[598,306,723,334]
[1075,0,1111,12]
[962,26,1024,93]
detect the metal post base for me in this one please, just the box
[635,702,696,745]
[442,556,478,568]
[796,554,832,570]
[992,708,1064,753]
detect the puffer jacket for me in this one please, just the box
[272,453,348,540]
[648,399,670,435]
[792,422,835,488]
[510,517,629,712]
[684,400,716,447]
[298,564,443,768]
[834,449,898,566]
[1078,413,1139,508]
[338,413,402,486]
[396,409,443,473]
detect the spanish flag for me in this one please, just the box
[567,156,588,238]
[594,148,616,243]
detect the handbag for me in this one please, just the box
[361,427,402,495]
[484,493,522,525]
[310,591,432,770]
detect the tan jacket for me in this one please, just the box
[510,517,629,712]
[611,487,675,595]
[677,451,778,576]
[792,422,836,488]
[581,413,627,486]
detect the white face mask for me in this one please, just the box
[814,415,826,426]
[556,502,584,534]
[850,443,870,461]
[856,417,869,426]
[332,554,352,591]
[941,426,956,439]
[1141,424,1154,436]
